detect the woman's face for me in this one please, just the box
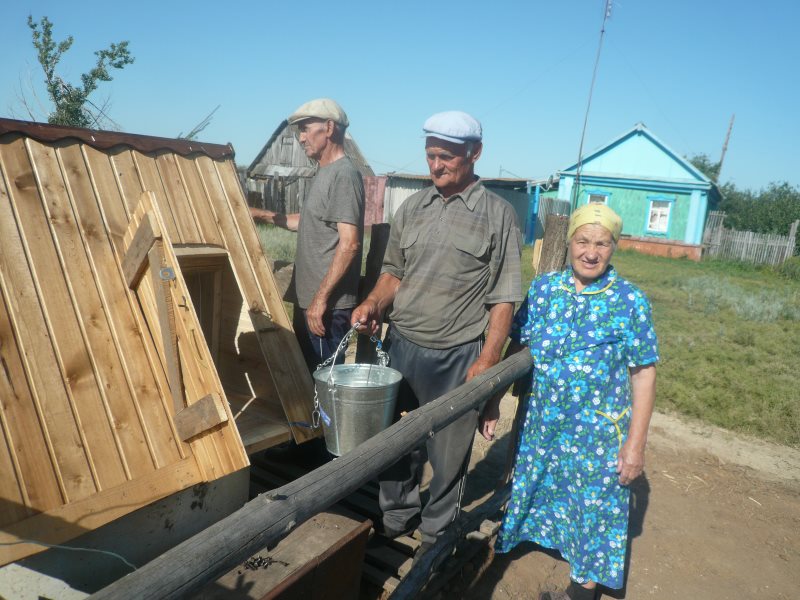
[569,223,615,288]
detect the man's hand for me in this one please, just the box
[306,294,328,337]
[466,355,499,381]
[351,299,381,336]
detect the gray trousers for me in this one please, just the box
[379,327,481,544]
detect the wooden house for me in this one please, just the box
[0,118,319,570]
[555,123,720,260]
[244,118,375,217]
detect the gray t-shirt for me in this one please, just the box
[382,179,522,349]
[289,156,365,309]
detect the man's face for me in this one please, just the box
[296,119,330,161]
[425,138,481,196]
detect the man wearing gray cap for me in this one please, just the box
[352,110,522,561]
[251,98,364,371]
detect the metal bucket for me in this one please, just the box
[313,363,402,456]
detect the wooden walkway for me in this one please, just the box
[244,445,498,599]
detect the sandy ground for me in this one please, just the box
[457,395,800,600]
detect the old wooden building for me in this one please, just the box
[0,118,318,569]
[244,118,375,216]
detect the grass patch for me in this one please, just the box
[529,248,800,448]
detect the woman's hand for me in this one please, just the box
[478,395,502,441]
[617,440,645,485]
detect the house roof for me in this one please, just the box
[0,117,235,160]
[246,119,374,179]
[560,122,716,188]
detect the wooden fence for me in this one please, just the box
[703,211,798,266]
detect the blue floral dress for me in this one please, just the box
[495,266,658,589]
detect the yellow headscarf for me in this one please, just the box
[567,203,623,242]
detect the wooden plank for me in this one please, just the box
[361,562,400,593]
[81,146,131,252]
[64,145,185,473]
[227,392,292,454]
[130,150,182,242]
[195,157,317,443]
[172,154,225,247]
[24,139,133,488]
[107,149,145,218]
[196,511,370,600]
[0,236,62,522]
[173,393,228,442]
[122,211,161,288]
[173,246,228,260]
[0,457,203,565]
[0,136,101,503]
[0,336,29,526]
[147,242,184,414]
[357,223,390,363]
[154,152,203,244]
[365,543,413,578]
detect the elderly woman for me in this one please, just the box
[480,204,658,600]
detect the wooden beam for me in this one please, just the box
[357,223,391,364]
[122,211,162,289]
[538,214,569,274]
[88,351,533,600]
[148,242,183,414]
[173,393,228,442]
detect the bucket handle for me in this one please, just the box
[310,321,388,429]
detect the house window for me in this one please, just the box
[647,200,672,234]
[587,193,608,205]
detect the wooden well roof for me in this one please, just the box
[0,118,317,565]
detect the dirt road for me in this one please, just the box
[459,396,800,600]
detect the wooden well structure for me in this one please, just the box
[0,118,319,566]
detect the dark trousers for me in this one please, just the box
[379,327,482,544]
[292,305,353,373]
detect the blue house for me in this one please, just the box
[554,123,720,259]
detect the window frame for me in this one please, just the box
[645,195,675,236]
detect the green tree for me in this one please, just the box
[688,153,721,182]
[28,15,134,128]
[719,181,800,254]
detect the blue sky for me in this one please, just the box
[1,1,798,190]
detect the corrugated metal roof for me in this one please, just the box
[0,117,235,160]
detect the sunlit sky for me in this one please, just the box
[2,0,798,190]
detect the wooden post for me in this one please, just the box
[538,214,570,274]
[89,351,534,600]
[356,223,391,364]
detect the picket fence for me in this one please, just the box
[703,211,798,266]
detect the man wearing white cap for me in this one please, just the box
[352,110,522,561]
[252,99,364,371]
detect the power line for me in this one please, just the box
[571,0,613,209]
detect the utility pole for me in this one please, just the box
[717,113,735,182]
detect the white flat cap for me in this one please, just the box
[423,111,482,144]
[288,98,349,128]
